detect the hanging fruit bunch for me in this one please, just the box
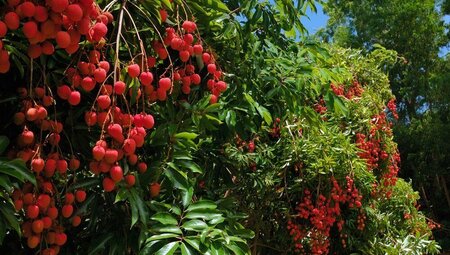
[1,0,228,253]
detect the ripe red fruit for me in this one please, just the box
[193,44,203,55]
[32,220,44,234]
[34,6,48,22]
[125,175,135,187]
[69,157,80,170]
[42,216,52,229]
[92,69,106,84]
[55,232,67,246]
[179,50,190,62]
[92,145,106,161]
[50,0,69,13]
[104,149,118,164]
[107,123,122,139]
[72,215,82,227]
[139,71,153,86]
[4,12,20,30]
[159,77,171,91]
[92,22,107,41]
[57,85,71,100]
[27,205,39,219]
[209,94,218,104]
[191,74,201,85]
[55,31,71,49]
[137,162,147,174]
[216,81,227,92]
[84,111,97,126]
[44,159,57,178]
[114,81,126,95]
[127,64,140,78]
[98,61,110,72]
[184,34,194,45]
[62,204,73,218]
[150,183,161,198]
[22,130,34,145]
[97,95,111,110]
[31,158,45,173]
[68,91,81,106]
[0,21,7,38]
[207,64,217,74]
[123,138,136,155]
[202,53,211,63]
[56,159,68,174]
[159,9,168,23]
[66,4,83,22]
[75,190,86,203]
[37,194,51,210]
[27,235,40,248]
[23,21,38,39]
[13,112,25,125]
[182,21,197,33]
[23,193,34,205]
[21,2,36,17]
[65,193,75,204]
[102,177,115,192]
[110,165,123,182]
[14,199,23,211]
[47,207,58,219]
[81,76,96,92]
[26,107,38,121]
[142,114,154,129]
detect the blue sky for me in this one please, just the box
[300,3,328,34]
[300,3,449,56]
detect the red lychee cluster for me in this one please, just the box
[9,86,87,253]
[330,80,364,100]
[288,176,363,254]
[387,98,398,119]
[314,98,327,115]
[0,0,113,68]
[148,20,227,104]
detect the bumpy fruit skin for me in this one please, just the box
[150,183,161,198]
[127,64,140,78]
[102,177,115,192]
[27,205,40,219]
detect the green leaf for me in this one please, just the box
[182,220,208,231]
[0,204,20,235]
[146,233,179,242]
[0,175,12,190]
[333,95,349,117]
[165,163,189,190]
[180,242,195,255]
[181,186,194,208]
[0,158,35,185]
[0,218,5,243]
[175,132,199,140]
[185,209,222,221]
[0,136,10,154]
[115,188,129,203]
[186,200,217,211]
[153,224,182,234]
[130,189,149,226]
[196,0,230,13]
[155,241,179,255]
[151,212,178,225]
[177,160,203,174]
[88,233,114,255]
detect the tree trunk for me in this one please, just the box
[440,176,450,210]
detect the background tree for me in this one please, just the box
[322,0,450,249]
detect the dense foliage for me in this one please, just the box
[322,0,450,249]
[0,0,442,254]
